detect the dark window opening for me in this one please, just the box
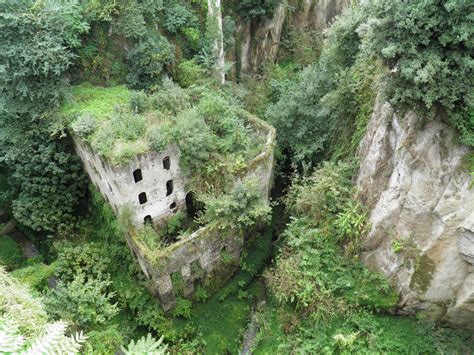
[133,169,143,183]
[170,202,177,211]
[101,159,106,170]
[144,215,152,225]
[108,182,113,193]
[185,192,203,219]
[166,180,174,196]
[163,156,170,170]
[138,192,147,205]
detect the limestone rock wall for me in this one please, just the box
[356,96,474,328]
[236,0,350,74]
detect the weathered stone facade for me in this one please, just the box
[74,114,275,311]
[125,115,275,310]
[127,226,243,311]
[73,139,187,226]
[356,96,474,329]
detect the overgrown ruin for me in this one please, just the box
[69,85,276,310]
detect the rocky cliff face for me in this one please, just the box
[236,0,350,74]
[356,97,474,329]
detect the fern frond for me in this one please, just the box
[0,318,25,353]
[24,321,68,355]
[121,334,168,354]
[51,330,87,355]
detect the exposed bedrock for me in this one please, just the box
[356,96,474,329]
[237,0,350,74]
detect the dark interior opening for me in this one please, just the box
[138,192,147,204]
[170,202,177,211]
[163,156,170,170]
[144,215,152,224]
[185,192,204,219]
[133,168,143,183]
[166,180,173,196]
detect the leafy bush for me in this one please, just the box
[71,113,97,138]
[174,59,206,88]
[8,142,86,233]
[266,4,375,167]
[266,161,397,319]
[172,298,193,319]
[266,218,396,317]
[0,317,87,354]
[126,34,175,89]
[360,0,474,147]
[162,2,197,34]
[0,2,88,233]
[198,178,271,231]
[0,235,24,270]
[45,273,119,328]
[122,333,168,354]
[238,0,280,20]
[286,161,355,222]
[149,78,191,115]
[11,261,57,291]
[55,241,112,283]
[0,267,48,337]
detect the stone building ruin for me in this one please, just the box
[73,140,188,226]
[72,104,276,311]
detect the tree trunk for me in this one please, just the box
[207,0,225,84]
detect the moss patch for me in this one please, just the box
[11,261,57,290]
[0,235,25,270]
[410,254,436,293]
[62,83,130,120]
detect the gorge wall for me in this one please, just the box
[356,97,474,329]
[237,0,351,74]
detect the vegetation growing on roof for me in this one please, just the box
[64,80,266,191]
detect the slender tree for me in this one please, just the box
[207,0,225,84]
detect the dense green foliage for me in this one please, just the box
[0,235,24,270]
[198,178,271,230]
[267,162,397,318]
[0,1,87,232]
[65,80,266,198]
[0,268,86,353]
[266,5,379,167]
[256,160,473,353]
[361,0,474,147]
[237,0,280,20]
[1,0,472,353]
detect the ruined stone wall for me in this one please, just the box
[127,226,243,311]
[73,138,187,226]
[356,96,474,329]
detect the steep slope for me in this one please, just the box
[357,96,474,328]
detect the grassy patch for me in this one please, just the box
[61,83,130,121]
[254,301,474,353]
[171,229,273,353]
[0,235,24,270]
[11,261,57,290]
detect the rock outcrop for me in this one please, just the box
[357,97,474,329]
[236,0,350,74]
